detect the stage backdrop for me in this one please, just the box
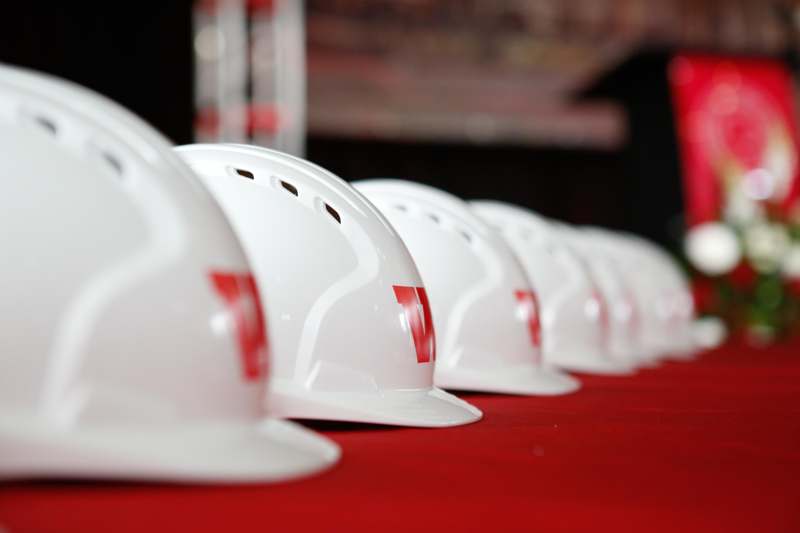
[669,54,800,227]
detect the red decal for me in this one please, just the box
[590,289,611,347]
[393,285,435,364]
[210,271,268,382]
[515,290,543,351]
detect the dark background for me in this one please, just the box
[309,137,630,229]
[0,2,195,143]
[0,3,633,234]
[2,1,796,252]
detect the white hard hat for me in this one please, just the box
[585,229,696,361]
[176,144,482,427]
[618,233,697,359]
[644,240,697,358]
[0,65,340,483]
[470,201,635,375]
[551,223,643,368]
[578,227,661,364]
[354,180,580,396]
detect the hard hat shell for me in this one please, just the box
[635,237,697,358]
[354,180,580,396]
[177,144,482,427]
[577,228,662,364]
[591,230,697,360]
[550,223,643,368]
[470,201,634,375]
[0,65,339,482]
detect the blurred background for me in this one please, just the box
[3,0,800,341]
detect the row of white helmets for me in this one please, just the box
[0,65,698,484]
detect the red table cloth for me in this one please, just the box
[2,342,799,532]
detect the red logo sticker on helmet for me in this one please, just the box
[590,288,611,348]
[514,290,543,352]
[210,271,268,382]
[393,285,435,364]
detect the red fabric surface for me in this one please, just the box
[2,343,800,532]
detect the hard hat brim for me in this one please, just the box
[268,385,483,428]
[549,351,637,376]
[660,349,699,362]
[638,356,662,368]
[435,363,581,396]
[0,415,340,483]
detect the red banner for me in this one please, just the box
[669,54,800,226]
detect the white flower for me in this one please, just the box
[692,316,727,349]
[743,222,790,273]
[684,222,742,275]
[781,243,800,278]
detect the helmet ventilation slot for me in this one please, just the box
[20,108,58,136]
[325,203,341,224]
[18,106,132,181]
[235,168,255,180]
[87,141,128,181]
[33,115,58,136]
[280,180,299,196]
[388,200,476,247]
[100,151,124,177]
[268,176,342,225]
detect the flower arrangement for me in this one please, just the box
[667,54,800,344]
[685,189,800,345]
